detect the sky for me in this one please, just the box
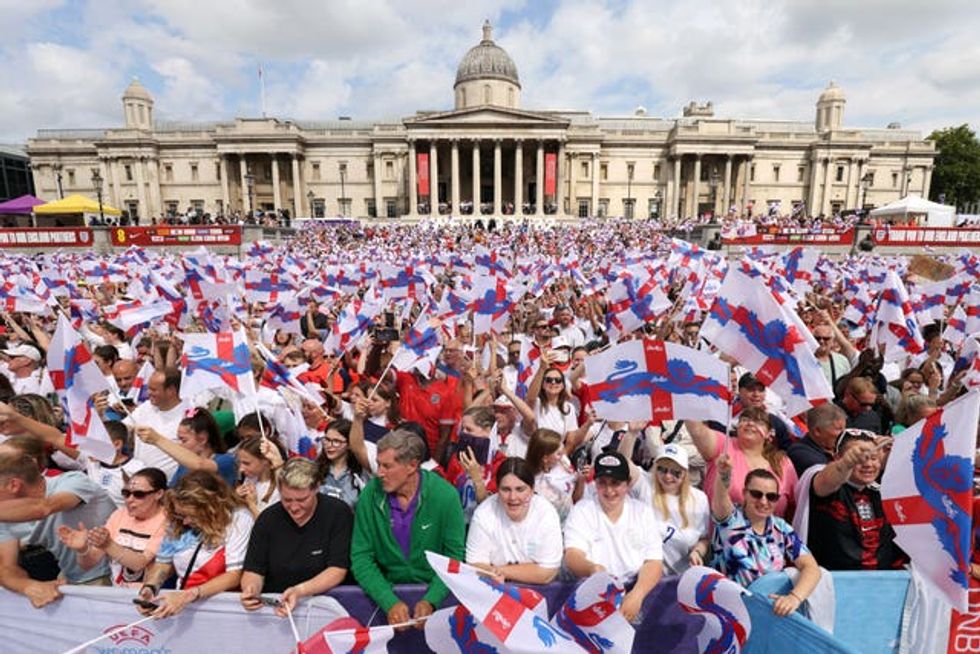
[1,0,978,144]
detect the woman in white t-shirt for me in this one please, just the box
[235,438,281,517]
[503,359,591,451]
[135,470,254,618]
[564,451,664,622]
[525,428,584,523]
[466,457,563,584]
[649,444,710,576]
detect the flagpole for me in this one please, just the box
[61,615,155,654]
[283,600,303,652]
[723,369,734,457]
[369,352,395,400]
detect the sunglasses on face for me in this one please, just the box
[544,377,564,384]
[745,488,780,503]
[121,489,156,499]
[814,336,832,343]
[655,465,683,479]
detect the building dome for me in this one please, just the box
[818,81,845,103]
[454,20,520,89]
[122,77,154,101]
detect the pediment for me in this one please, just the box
[405,106,568,128]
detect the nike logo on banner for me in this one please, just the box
[420,523,432,530]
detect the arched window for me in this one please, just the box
[508,87,514,107]
[484,84,491,104]
[460,87,466,107]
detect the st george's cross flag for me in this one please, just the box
[126,359,154,404]
[677,566,751,654]
[390,312,442,375]
[870,271,925,362]
[425,552,581,653]
[46,314,116,463]
[882,391,980,611]
[472,275,514,336]
[584,339,731,424]
[179,329,255,401]
[552,571,633,654]
[953,335,980,390]
[701,266,832,418]
[299,616,394,654]
[425,605,506,654]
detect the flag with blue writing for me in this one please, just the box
[179,329,255,400]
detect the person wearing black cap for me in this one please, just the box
[563,451,663,622]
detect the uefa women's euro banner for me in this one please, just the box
[109,226,242,247]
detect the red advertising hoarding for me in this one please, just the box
[0,227,94,248]
[544,153,557,196]
[722,226,854,246]
[110,226,242,247]
[417,153,430,197]
[872,226,980,247]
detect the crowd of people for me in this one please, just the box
[0,217,976,643]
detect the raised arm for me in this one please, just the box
[685,420,722,463]
[348,398,374,473]
[710,453,735,521]
[134,426,218,473]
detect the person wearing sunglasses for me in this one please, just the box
[57,468,168,588]
[712,454,820,617]
[804,430,906,571]
[649,444,710,576]
[837,377,887,435]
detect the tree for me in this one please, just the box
[927,124,980,209]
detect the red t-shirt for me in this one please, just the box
[395,371,462,454]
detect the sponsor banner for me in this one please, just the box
[948,576,980,654]
[417,152,430,197]
[872,226,980,246]
[0,227,93,248]
[545,152,557,196]
[110,226,242,247]
[723,225,854,245]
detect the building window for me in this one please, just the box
[312,198,325,218]
[750,165,755,182]
[165,201,178,215]
[312,162,321,180]
[598,198,609,217]
[385,161,394,179]
[700,165,708,182]
[339,199,352,216]
[192,200,204,211]
[578,200,590,217]
[67,169,75,186]
[263,164,272,181]
[626,163,635,180]
[190,164,199,182]
[653,163,661,180]
[797,166,805,182]
[600,163,608,181]
[773,165,780,183]
[124,164,133,181]
[164,164,173,182]
[367,161,374,179]
[581,162,589,178]
[216,199,224,214]
[891,172,899,188]
[830,201,842,215]
[339,162,348,175]
[648,197,661,219]
[623,198,635,219]
[215,163,221,181]
[508,87,514,107]
[386,199,397,218]
[836,165,845,182]
[366,199,377,217]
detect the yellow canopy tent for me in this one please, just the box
[34,194,122,216]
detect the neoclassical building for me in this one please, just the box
[27,21,935,222]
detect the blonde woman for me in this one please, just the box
[135,470,254,618]
[649,444,710,576]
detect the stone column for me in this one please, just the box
[147,159,161,219]
[691,155,702,220]
[590,152,599,216]
[923,166,933,199]
[493,139,502,215]
[556,140,565,216]
[429,141,439,215]
[672,156,682,219]
[807,154,821,215]
[240,155,250,212]
[108,158,121,209]
[408,141,418,215]
[722,155,733,216]
[514,140,524,217]
[291,154,303,216]
[220,156,231,214]
[742,156,753,214]
[450,140,460,215]
[566,150,576,217]
[271,155,282,211]
[535,141,545,217]
[372,153,383,219]
[472,141,481,212]
[134,156,149,220]
[844,158,856,209]
[821,157,833,215]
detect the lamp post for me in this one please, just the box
[860,171,873,215]
[709,168,720,220]
[244,171,255,218]
[91,170,105,225]
[307,190,315,218]
[54,164,64,199]
[339,168,347,217]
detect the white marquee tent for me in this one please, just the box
[868,194,955,227]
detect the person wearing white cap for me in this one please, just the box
[650,443,710,576]
[0,344,54,398]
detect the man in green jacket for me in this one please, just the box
[351,429,465,629]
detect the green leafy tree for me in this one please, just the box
[928,124,980,209]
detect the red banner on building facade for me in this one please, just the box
[872,226,980,246]
[0,227,93,248]
[544,153,557,196]
[109,226,242,247]
[417,153,430,197]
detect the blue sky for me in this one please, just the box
[1,0,978,142]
